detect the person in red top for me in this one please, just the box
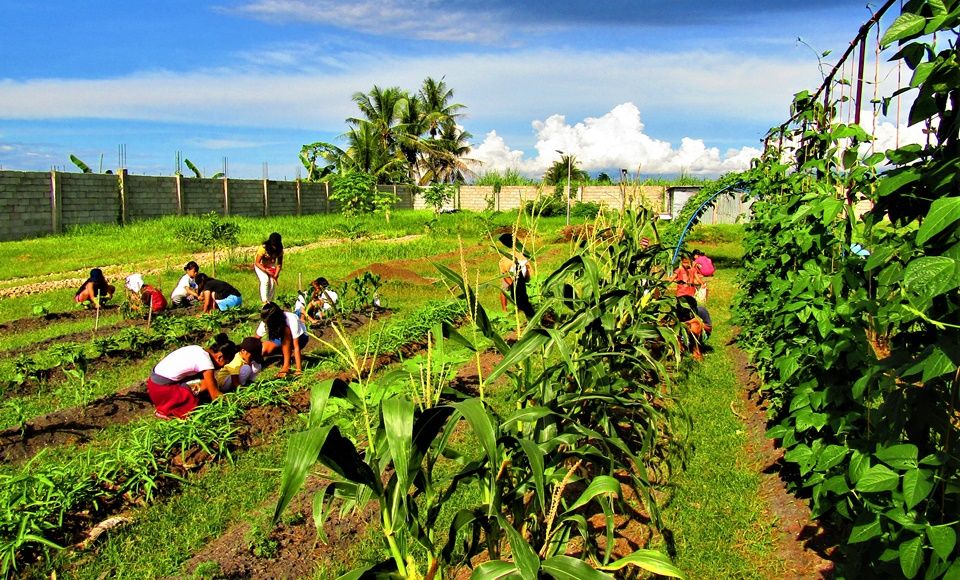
[671,254,703,298]
[147,334,236,419]
[125,273,167,314]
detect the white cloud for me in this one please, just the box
[230,0,508,43]
[472,103,762,176]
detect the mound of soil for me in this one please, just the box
[346,263,433,285]
[0,383,153,463]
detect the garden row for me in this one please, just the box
[734,5,959,579]
[272,208,692,578]
[2,299,466,576]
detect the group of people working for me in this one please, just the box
[72,232,345,420]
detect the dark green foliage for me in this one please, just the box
[734,5,960,577]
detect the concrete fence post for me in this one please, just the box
[222,177,230,216]
[50,170,62,234]
[263,178,270,217]
[325,182,331,213]
[175,174,183,215]
[118,168,128,225]
[295,180,302,216]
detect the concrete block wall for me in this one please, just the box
[182,178,225,215]
[269,181,298,216]
[0,171,54,241]
[229,180,264,216]
[458,186,495,211]
[300,182,328,214]
[60,173,119,228]
[127,175,179,219]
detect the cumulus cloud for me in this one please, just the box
[472,103,762,176]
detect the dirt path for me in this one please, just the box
[0,234,423,299]
[730,342,837,577]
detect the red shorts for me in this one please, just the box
[146,377,198,419]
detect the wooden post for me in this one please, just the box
[263,178,270,217]
[325,182,331,213]
[118,168,128,225]
[50,170,62,234]
[456,184,461,210]
[222,177,230,216]
[175,174,183,215]
[295,180,302,216]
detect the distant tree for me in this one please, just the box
[543,155,589,186]
[595,171,613,184]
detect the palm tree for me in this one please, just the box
[419,77,464,138]
[543,154,589,185]
[424,123,477,184]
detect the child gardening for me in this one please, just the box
[256,302,308,378]
[254,232,284,303]
[147,334,236,419]
[75,268,116,308]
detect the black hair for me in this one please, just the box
[692,249,704,257]
[314,277,329,288]
[194,273,210,291]
[260,302,286,340]
[184,260,199,271]
[263,232,284,256]
[210,333,237,361]
[77,268,109,297]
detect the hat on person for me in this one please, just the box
[184,260,199,271]
[239,337,263,363]
[124,273,144,293]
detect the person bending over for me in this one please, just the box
[147,333,236,419]
[75,268,116,308]
[256,301,308,377]
[297,277,339,324]
[254,232,284,303]
[195,273,242,313]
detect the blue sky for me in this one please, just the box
[0,1,912,179]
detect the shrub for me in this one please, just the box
[421,183,456,213]
[330,172,398,217]
[570,201,601,218]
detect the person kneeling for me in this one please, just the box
[195,273,242,313]
[147,334,236,419]
[257,302,308,378]
[676,296,712,362]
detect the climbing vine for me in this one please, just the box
[733,1,959,578]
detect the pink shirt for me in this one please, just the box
[694,255,715,276]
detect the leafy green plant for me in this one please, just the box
[732,3,960,577]
[31,302,51,317]
[174,212,240,277]
[421,182,456,213]
[330,172,398,217]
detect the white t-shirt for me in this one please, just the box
[319,289,338,311]
[153,345,215,381]
[171,273,197,299]
[257,311,306,340]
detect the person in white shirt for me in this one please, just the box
[170,261,200,308]
[256,302,309,377]
[146,334,236,419]
[298,277,339,325]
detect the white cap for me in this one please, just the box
[125,273,144,293]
